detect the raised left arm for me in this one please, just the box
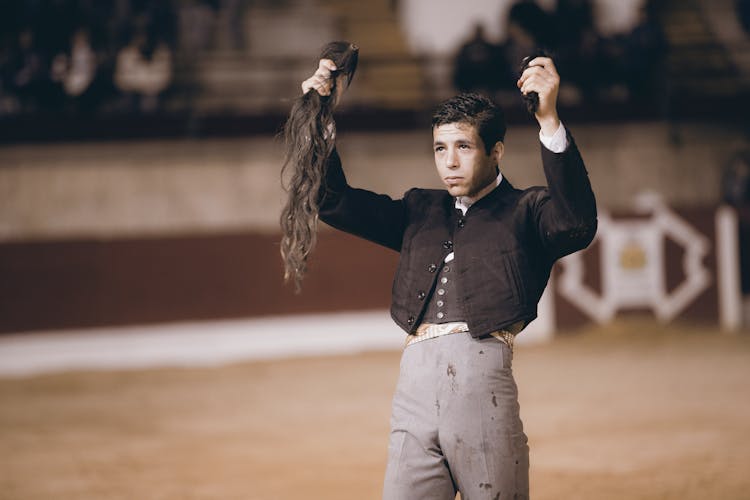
[532,136,598,260]
[518,57,597,258]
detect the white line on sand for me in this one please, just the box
[0,310,551,377]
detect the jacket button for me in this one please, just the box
[457,219,465,228]
[407,316,415,325]
[417,290,426,300]
[443,240,453,250]
[427,264,438,273]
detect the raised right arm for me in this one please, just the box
[301,56,409,251]
[318,149,408,252]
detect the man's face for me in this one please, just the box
[433,122,503,198]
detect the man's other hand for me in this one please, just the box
[517,56,561,136]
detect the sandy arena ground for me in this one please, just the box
[1,320,749,500]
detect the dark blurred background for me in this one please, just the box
[1,0,748,140]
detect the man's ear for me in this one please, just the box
[491,141,505,165]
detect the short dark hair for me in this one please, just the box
[431,93,506,154]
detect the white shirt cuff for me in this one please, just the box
[539,122,568,153]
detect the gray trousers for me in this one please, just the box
[383,333,529,500]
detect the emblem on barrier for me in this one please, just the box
[557,193,712,323]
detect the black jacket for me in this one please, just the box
[318,133,597,338]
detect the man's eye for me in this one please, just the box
[435,146,445,152]
[459,144,470,149]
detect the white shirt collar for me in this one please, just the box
[454,170,503,215]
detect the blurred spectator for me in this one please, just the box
[141,1,178,50]
[723,149,750,205]
[0,45,16,114]
[51,27,115,113]
[507,1,556,57]
[496,1,557,91]
[598,0,667,102]
[619,0,667,100]
[6,27,59,112]
[552,0,600,100]
[179,0,219,52]
[51,28,99,112]
[219,0,246,50]
[554,0,594,51]
[738,0,750,35]
[33,0,77,63]
[452,24,503,95]
[721,149,750,300]
[114,30,173,113]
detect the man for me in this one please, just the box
[301,56,597,499]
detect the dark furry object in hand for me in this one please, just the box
[519,48,553,114]
[280,41,359,293]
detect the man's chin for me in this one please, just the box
[445,186,468,197]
